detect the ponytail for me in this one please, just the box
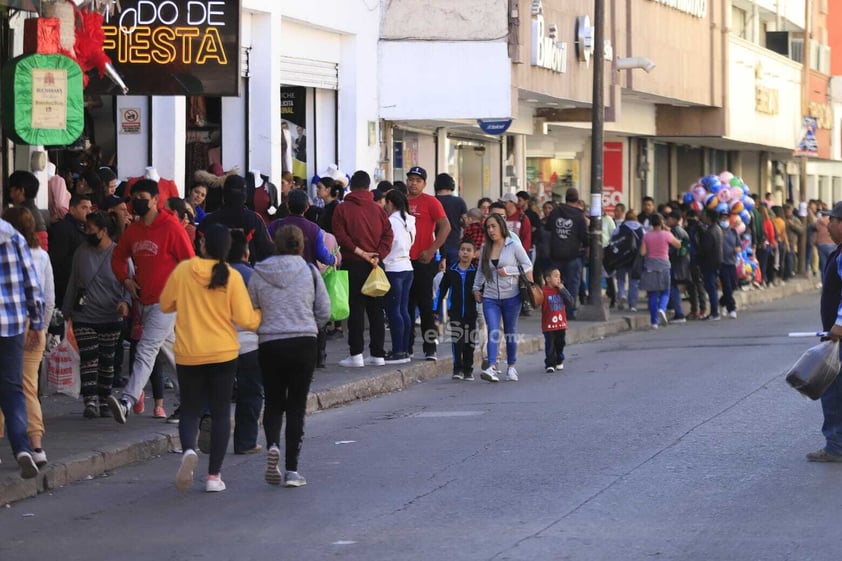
[201,223,233,289]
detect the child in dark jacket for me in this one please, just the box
[541,267,575,372]
[437,240,478,380]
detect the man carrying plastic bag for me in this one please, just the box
[806,202,842,462]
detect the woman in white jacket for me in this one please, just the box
[1,207,54,467]
[382,190,416,364]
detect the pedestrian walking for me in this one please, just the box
[248,225,331,488]
[541,267,574,372]
[159,223,262,492]
[437,240,479,380]
[639,213,681,329]
[0,216,45,478]
[472,213,534,382]
[544,188,587,319]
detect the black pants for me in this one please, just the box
[408,259,438,356]
[544,330,567,368]
[177,358,237,475]
[233,350,263,453]
[449,317,477,374]
[258,337,316,472]
[74,321,121,401]
[686,265,707,316]
[345,261,385,358]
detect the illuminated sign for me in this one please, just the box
[531,1,567,73]
[86,0,240,96]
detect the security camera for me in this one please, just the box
[615,56,656,73]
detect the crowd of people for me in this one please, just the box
[0,156,825,488]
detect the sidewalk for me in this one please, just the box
[0,278,818,504]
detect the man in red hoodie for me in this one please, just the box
[107,179,195,424]
[332,170,393,368]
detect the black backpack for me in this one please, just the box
[604,224,640,272]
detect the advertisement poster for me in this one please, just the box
[602,141,624,214]
[281,86,306,177]
[87,0,241,96]
[30,68,67,129]
[795,116,818,157]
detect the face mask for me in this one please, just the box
[133,198,151,217]
[719,221,729,229]
[86,233,101,246]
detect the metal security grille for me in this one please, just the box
[280,57,338,90]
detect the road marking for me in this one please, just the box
[413,411,485,418]
[333,540,357,545]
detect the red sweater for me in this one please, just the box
[541,285,568,332]
[333,190,394,264]
[111,209,195,305]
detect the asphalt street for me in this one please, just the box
[0,291,838,561]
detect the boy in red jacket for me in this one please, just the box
[541,267,574,373]
[108,179,195,424]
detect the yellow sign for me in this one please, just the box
[31,68,67,130]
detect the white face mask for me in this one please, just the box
[719,221,730,229]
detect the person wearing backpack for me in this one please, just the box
[610,210,644,312]
[665,211,690,323]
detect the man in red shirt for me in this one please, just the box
[501,193,532,254]
[332,171,394,368]
[107,179,195,423]
[406,166,451,360]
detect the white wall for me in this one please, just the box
[754,0,806,30]
[380,42,511,120]
[116,96,150,180]
[727,39,802,150]
[381,0,507,40]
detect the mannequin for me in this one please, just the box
[246,170,278,224]
[144,166,160,182]
[125,166,179,210]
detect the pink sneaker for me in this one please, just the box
[153,405,166,419]
[132,390,145,414]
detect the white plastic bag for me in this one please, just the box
[785,340,841,400]
[46,338,80,399]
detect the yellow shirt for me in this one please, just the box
[159,257,261,366]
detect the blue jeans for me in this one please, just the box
[719,264,737,313]
[553,259,583,318]
[821,356,842,454]
[702,270,720,318]
[669,285,685,319]
[234,350,264,454]
[0,333,32,455]
[647,291,670,326]
[819,244,836,280]
[616,267,640,309]
[385,270,413,355]
[482,295,521,367]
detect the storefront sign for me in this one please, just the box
[531,1,567,73]
[648,0,707,18]
[754,63,779,115]
[602,141,624,213]
[575,16,594,64]
[121,107,142,134]
[808,102,833,130]
[87,0,241,96]
[477,119,513,135]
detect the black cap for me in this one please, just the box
[223,175,246,193]
[821,202,842,219]
[433,173,455,192]
[100,195,129,211]
[407,166,427,181]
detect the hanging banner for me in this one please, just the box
[86,0,241,96]
[281,86,307,177]
[602,141,624,214]
[795,116,818,157]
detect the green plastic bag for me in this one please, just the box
[323,267,350,321]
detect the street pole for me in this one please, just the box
[587,0,606,315]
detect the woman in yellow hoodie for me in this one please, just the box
[160,223,261,493]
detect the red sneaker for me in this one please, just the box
[132,390,145,414]
[153,405,166,419]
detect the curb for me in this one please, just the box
[1,278,815,505]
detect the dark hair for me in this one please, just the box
[376,180,393,193]
[433,173,455,192]
[274,224,304,256]
[227,229,249,263]
[86,210,117,238]
[516,190,530,201]
[167,197,190,221]
[132,179,159,198]
[2,206,39,248]
[97,166,117,185]
[642,196,655,204]
[478,197,493,208]
[288,189,309,215]
[349,170,370,190]
[201,223,232,289]
[480,213,510,279]
[319,177,344,201]
[70,193,91,207]
[542,266,560,281]
[9,170,39,199]
[385,189,409,222]
[489,201,507,212]
[392,181,407,195]
[649,212,664,229]
[459,238,477,250]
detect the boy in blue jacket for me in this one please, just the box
[437,240,478,380]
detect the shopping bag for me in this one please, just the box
[323,267,350,321]
[361,265,390,297]
[785,340,841,400]
[47,337,80,399]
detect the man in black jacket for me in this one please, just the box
[544,188,588,319]
[698,209,723,320]
[49,194,91,308]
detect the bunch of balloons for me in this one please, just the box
[681,171,755,235]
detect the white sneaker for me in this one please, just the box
[728,310,738,319]
[284,470,307,487]
[365,356,385,366]
[31,449,47,467]
[16,452,38,479]
[205,476,226,493]
[480,367,500,383]
[545,366,555,373]
[658,309,669,326]
[629,307,638,312]
[339,354,364,368]
[506,367,519,382]
[176,449,198,491]
[555,363,564,371]
[265,445,282,486]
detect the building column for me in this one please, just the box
[115,96,151,180]
[151,96,186,193]
[436,127,448,177]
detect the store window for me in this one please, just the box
[526,157,579,203]
[186,96,222,188]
